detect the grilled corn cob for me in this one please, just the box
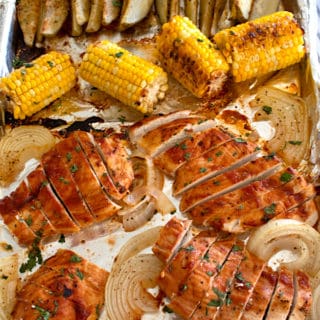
[156,15,230,99]
[79,40,168,114]
[214,11,305,82]
[0,51,76,120]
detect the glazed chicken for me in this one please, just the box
[0,130,134,245]
[12,249,108,319]
[130,111,318,232]
[153,218,312,319]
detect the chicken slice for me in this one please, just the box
[169,238,236,318]
[154,127,234,176]
[216,250,265,319]
[95,134,134,195]
[7,180,32,208]
[56,135,120,222]
[42,146,95,227]
[264,268,294,319]
[191,241,245,319]
[276,198,318,226]
[0,205,36,245]
[180,156,282,212]
[128,110,194,144]
[18,199,56,238]
[74,131,125,201]
[288,271,312,319]
[242,266,278,320]
[211,181,315,233]
[173,139,259,196]
[158,231,217,299]
[136,118,216,157]
[152,217,192,264]
[31,167,80,234]
[188,167,299,226]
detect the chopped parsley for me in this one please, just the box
[262,105,272,114]
[215,151,223,157]
[32,305,51,320]
[70,254,82,263]
[112,0,122,7]
[25,216,33,226]
[115,51,124,58]
[199,167,207,173]
[66,152,72,161]
[184,245,195,252]
[58,234,65,243]
[280,172,293,183]
[163,306,173,313]
[70,164,78,173]
[76,268,84,280]
[206,270,214,277]
[197,38,204,42]
[19,235,43,273]
[203,252,210,262]
[75,145,81,152]
[232,245,242,252]
[288,140,302,145]
[234,137,246,143]
[59,177,69,185]
[235,272,252,288]
[264,203,276,215]
[47,61,55,68]
[180,143,187,150]
[184,152,191,160]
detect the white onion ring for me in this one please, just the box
[0,125,57,186]
[105,254,163,320]
[148,186,176,215]
[123,200,156,232]
[247,219,320,276]
[113,226,161,269]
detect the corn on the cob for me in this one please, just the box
[214,11,305,83]
[156,15,230,99]
[79,40,168,114]
[0,51,76,120]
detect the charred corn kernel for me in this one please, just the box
[79,40,168,114]
[156,15,230,99]
[214,11,305,82]
[0,51,76,120]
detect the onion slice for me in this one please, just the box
[247,219,320,277]
[0,254,19,318]
[113,226,161,269]
[105,254,163,319]
[252,86,309,167]
[0,125,56,186]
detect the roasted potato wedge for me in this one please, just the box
[249,0,280,20]
[70,0,83,36]
[155,0,168,24]
[211,0,227,35]
[119,0,153,31]
[185,0,198,25]
[217,0,234,31]
[16,0,40,47]
[74,0,91,25]
[230,0,253,22]
[41,0,69,36]
[86,0,103,32]
[199,0,215,36]
[169,0,180,20]
[102,0,122,26]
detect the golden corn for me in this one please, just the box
[156,15,230,99]
[79,40,168,114]
[214,11,305,82]
[0,51,76,120]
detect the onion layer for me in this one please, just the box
[0,254,19,318]
[247,219,320,276]
[252,86,309,167]
[104,227,163,320]
[0,125,56,186]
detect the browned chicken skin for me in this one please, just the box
[153,218,312,320]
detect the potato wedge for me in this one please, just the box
[217,0,234,31]
[16,0,40,47]
[230,0,253,22]
[199,0,215,37]
[119,0,153,31]
[86,0,103,32]
[71,0,83,36]
[155,0,168,24]
[185,0,198,25]
[169,0,180,20]
[0,254,19,318]
[35,0,45,47]
[102,0,122,26]
[74,0,91,26]
[249,0,280,20]
[211,0,226,35]
[41,0,69,36]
